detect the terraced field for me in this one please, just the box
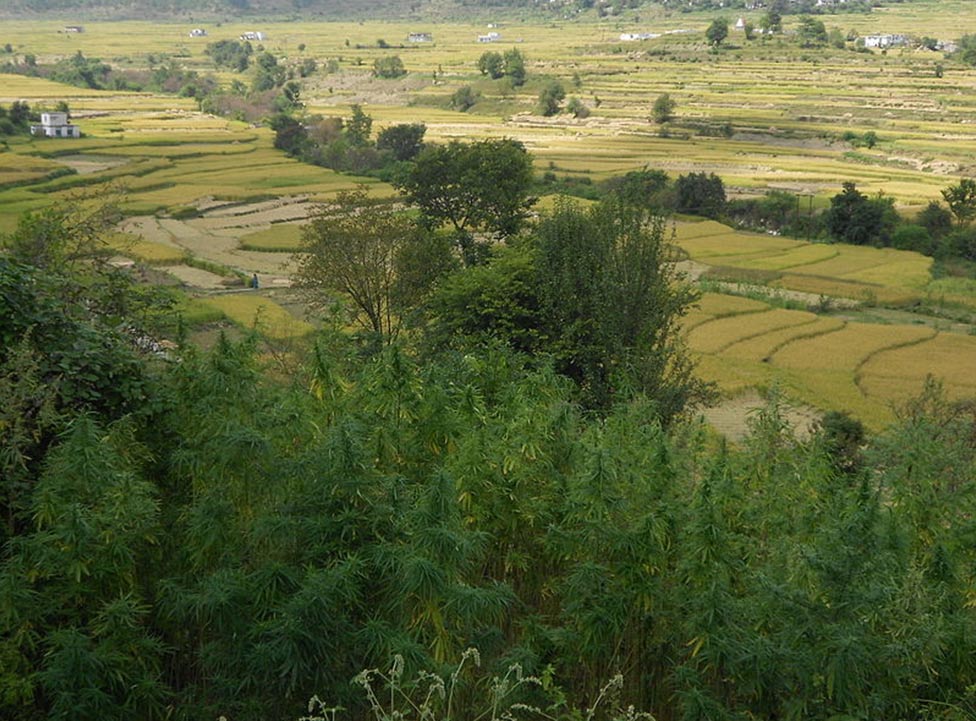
[686,291,974,429]
[1,6,975,429]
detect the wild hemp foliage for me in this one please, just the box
[3,214,976,721]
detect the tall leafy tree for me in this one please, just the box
[477,50,504,79]
[394,138,535,261]
[705,18,729,47]
[503,48,526,86]
[824,181,897,245]
[295,187,427,344]
[941,177,976,225]
[675,172,726,218]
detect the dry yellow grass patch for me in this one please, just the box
[858,332,976,401]
[239,224,305,252]
[723,316,846,361]
[771,275,920,305]
[732,244,840,271]
[201,294,313,339]
[694,292,769,317]
[686,308,817,354]
[104,232,185,264]
[772,323,936,371]
[673,221,737,242]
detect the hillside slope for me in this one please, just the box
[0,0,545,20]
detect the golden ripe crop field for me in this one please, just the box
[239,224,305,252]
[0,5,974,429]
[201,295,314,339]
[685,294,974,429]
[685,308,817,354]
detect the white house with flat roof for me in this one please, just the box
[30,112,80,138]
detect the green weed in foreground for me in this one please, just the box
[303,649,652,721]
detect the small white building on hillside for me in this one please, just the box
[189,28,208,38]
[240,31,267,42]
[864,34,909,49]
[30,112,81,139]
[620,32,659,41]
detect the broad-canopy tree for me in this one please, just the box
[796,15,828,47]
[534,198,709,416]
[605,168,670,209]
[706,17,729,47]
[393,138,535,259]
[503,47,526,86]
[372,55,406,79]
[427,198,710,420]
[477,50,504,79]
[537,80,565,116]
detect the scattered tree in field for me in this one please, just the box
[477,50,504,79]
[917,200,954,238]
[0,101,32,136]
[270,112,307,155]
[955,33,976,65]
[941,177,976,225]
[278,80,302,110]
[706,18,729,47]
[605,168,669,208]
[450,85,480,111]
[759,9,782,33]
[566,96,590,118]
[503,48,526,86]
[890,224,935,255]
[534,198,708,415]
[651,92,676,123]
[796,16,828,47]
[376,122,426,162]
[537,80,565,116]
[373,55,406,79]
[252,52,286,93]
